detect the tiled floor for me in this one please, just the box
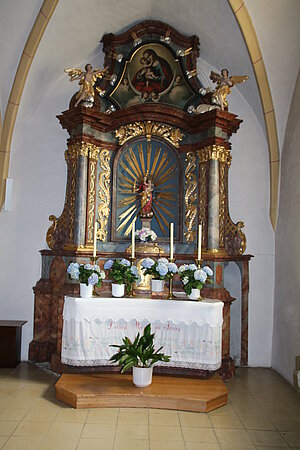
[0,364,299,449]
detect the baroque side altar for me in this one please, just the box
[29,21,252,379]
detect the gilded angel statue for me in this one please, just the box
[64,64,108,107]
[210,69,248,110]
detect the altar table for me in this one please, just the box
[61,296,224,371]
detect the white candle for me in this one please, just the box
[131,218,136,258]
[93,221,98,258]
[197,224,202,261]
[170,222,174,260]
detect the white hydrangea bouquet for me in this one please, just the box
[67,262,105,287]
[141,257,178,280]
[135,228,157,242]
[178,264,213,295]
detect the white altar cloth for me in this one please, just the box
[61,296,224,371]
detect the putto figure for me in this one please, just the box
[210,69,248,110]
[64,64,108,107]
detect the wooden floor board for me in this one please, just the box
[55,373,228,412]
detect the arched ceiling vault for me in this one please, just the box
[0,0,280,228]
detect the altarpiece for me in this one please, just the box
[29,21,252,379]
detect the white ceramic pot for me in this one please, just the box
[132,366,153,387]
[80,283,93,298]
[112,283,125,297]
[188,288,201,301]
[151,279,164,293]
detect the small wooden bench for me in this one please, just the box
[0,321,27,368]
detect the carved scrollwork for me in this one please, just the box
[116,121,184,148]
[97,149,111,241]
[225,220,247,255]
[184,152,197,242]
[198,145,232,166]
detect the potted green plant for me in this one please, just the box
[141,257,178,293]
[109,324,170,387]
[104,258,140,297]
[178,263,213,300]
[67,262,105,298]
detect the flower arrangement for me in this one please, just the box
[135,228,157,242]
[178,264,213,295]
[141,257,178,280]
[104,258,140,292]
[67,262,105,287]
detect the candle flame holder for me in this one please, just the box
[128,257,136,297]
[167,258,176,299]
[195,259,202,268]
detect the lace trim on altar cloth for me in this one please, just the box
[60,358,221,371]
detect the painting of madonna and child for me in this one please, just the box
[111,44,194,109]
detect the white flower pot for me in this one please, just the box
[132,366,153,387]
[188,288,201,300]
[80,283,93,298]
[151,279,164,293]
[112,283,125,297]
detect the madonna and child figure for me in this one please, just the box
[132,49,173,101]
[134,173,154,218]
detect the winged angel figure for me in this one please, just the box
[210,69,248,110]
[64,64,108,107]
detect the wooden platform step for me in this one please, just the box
[55,373,228,412]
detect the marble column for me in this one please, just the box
[207,159,219,250]
[74,153,88,246]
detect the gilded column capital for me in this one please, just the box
[197,145,232,166]
[66,141,100,159]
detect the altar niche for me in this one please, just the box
[29,20,252,379]
[112,137,182,242]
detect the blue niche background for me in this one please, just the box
[114,138,180,240]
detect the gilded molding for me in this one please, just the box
[66,141,99,159]
[197,145,232,166]
[198,162,208,244]
[97,149,111,241]
[116,121,184,148]
[87,158,97,243]
[184,152,197,243]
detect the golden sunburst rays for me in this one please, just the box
[117,142,178,236]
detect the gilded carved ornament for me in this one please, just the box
[97,149,111,242]
[197,145,232,166]
[116,121,184,148]
[184,152,197,243]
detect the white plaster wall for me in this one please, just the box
[272,69,300,383]
[0,0,275,365]
[245,0,300,150]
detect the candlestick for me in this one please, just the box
[167,257,176,299]
[93,222,98,258]
[170,222,174,260]
[197,224,202,261]
[131,218,136,259]
[129,256,136,297]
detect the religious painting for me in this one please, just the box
[111,44,194,109]
[113,138,181,240]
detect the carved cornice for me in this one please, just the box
[115,121,184,148]
[197,145,232,166]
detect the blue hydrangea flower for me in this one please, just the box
[168,262,178,273]
[84,263,93,270]
[142,258,155,269]
[88,273,99,285]
[99,270,106,280]
[104,259,114,270]
[120,258,130,266]
[157,263,168,277]
[130,265,138,276]
[67,263,80,280]
[136,274,142,285]
[178,264,188,274]
[188,264,197,271]
[158,258,168,265]
[182,276,189,285]
[93,265,100,272]
[203,266,213,277]
[194,269,207,283]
